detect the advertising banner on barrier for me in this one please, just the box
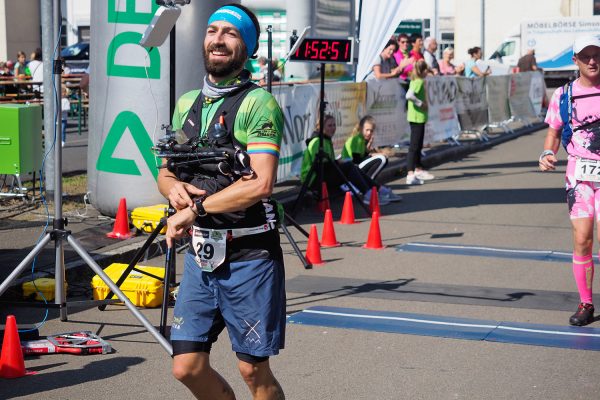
[323,82,367,151]
[424,76,460,144]
[366,79,410,147]
[486,75,511,123]
[273,84,320,182]
[509,72,536,119]
[528,71,546,116]
[455,76,489,131]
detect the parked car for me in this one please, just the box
[61,42,89,74]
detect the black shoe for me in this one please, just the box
[569,303,595,326]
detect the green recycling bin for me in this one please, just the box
[0,104,42,175]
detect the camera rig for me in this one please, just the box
[153,121,254,188]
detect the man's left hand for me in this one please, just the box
[166,208,196,248]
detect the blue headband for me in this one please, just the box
[207,6,257,57]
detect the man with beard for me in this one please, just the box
[157,4,286,399]
[539,35,600,327]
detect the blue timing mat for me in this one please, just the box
[396,242,572,263]
[288,306,600,351]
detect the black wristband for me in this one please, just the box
[191,197,207,217]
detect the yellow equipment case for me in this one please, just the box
[22,278,67,301]
[92,263,165,308]
[130,204,168,234]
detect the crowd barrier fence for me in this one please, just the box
[273,71,547,182]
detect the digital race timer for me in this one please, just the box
[289,37,354,64]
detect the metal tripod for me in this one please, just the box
[289,63,370,218]
[0,0,172,355]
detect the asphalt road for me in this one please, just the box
[2,126,600,400]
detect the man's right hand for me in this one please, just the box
[168,182,207,210]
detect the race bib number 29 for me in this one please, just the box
[191,226,227,272]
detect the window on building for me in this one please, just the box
[594,0,600,15]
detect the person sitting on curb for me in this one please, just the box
[301,114,392,205]
[341,115,402,202]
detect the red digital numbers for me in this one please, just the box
[291,38,352,63]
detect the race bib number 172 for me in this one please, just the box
[575,158,600,183]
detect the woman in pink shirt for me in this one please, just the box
[439,47,465,76]
[539,35,600,326]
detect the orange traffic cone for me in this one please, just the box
[369,186,381,216]
[0,315,34,378]
[339,192,357,225]
[321,209,340,247]
[107,197,133,239]
[305,224,324,265]
[363,211,385,249]
[317,182,331,213]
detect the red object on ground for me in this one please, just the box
[0,315,34,378]
[305,224,324,265]
[317,182,331,213]
[369,186,381,215]
[340,192,357,224]
[363,211,385,250]
[321,209,340,247]
[106,197,132,239]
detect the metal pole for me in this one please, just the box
[480,0,485,57]
[267,25,273,94]
[434,0,439,47]
[41,0,55,194]
[52,0,68,321]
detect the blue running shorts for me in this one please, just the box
[171,252,286,357]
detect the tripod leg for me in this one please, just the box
[284,211,308,237]
[328,157,371,216]
[160,247,175,336]
[55,231,67,321]
[99,218,166,311]
[0,233,52,297]
[290,160,318,217]
[281,222,311,269]
[67,235,173,355]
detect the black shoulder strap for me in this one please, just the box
[181,82,260,141]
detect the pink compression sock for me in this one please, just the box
[572,254,594,304]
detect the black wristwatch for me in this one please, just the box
[191,197,207,217]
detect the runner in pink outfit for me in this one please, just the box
[539,35,600,326]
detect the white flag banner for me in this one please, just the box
[424,76,460,144]
[356,0,418,82]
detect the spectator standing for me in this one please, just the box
[423,37,440,75]
[439,47,465,76]
[372,40,402,80]
[409,34,424,61]
[464,46,490,78]
[61,84,70,147]
[28,48,44,96]
[405,60,435,185]
[255,56,281,85]
[394,33,416,81]
[28,48,43,82]
[517,48,538,72]
[538,35,600,326]
[341,115,402,201]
